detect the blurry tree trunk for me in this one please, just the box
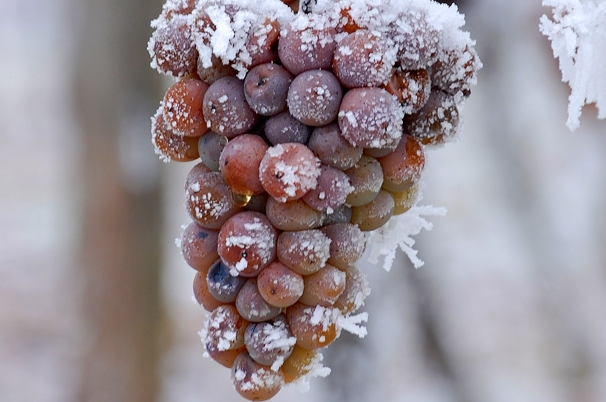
[74,0,163,401]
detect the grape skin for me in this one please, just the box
[202,305,248,368]
[152,105,200,162]
[321,223,366,270]
[344,155,384,207]
[231,352,284,401]
[207,259,247,303]
[236,278,282,323]
[185,171,242,230]
[286,303,339,350]
[197,131,227,171]
[264,111,312,146]
[302,165,353,213]
[265,197,324,231]
[307,122,363,170]
[378,135,425,192]
[299,264,347,307]
[276,229,331,276]
[180,222,219,272]
[193,269,224,312]
[162,78,209,137]
[244,314,295,367]
[350,189,395,231]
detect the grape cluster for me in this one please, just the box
[148,0,479,399]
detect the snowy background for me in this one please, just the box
[1,0,605,401]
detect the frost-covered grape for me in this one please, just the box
[185,171,241,229]
[265,197,324,231]
[219,134,269,197]
[264,111,312,146]
[257,261,304,308]
[197,54,237,85]
[344,155,384,207]
[197,131,227,171]
[236,278,282,323]
[307,122,363,170]
[244,63,292,116]
[286,303,339,350]
[391,9,440,70]
[184,161,211,190]
[278,13,337,75]
[391,181,421,215]
[333,29,395,88]
[276,229,331,276]
[163,78,209,137]
[231,352,284,401]
[259,143,321,203]
[148,14,198,77]
[245,18,281,68]
[203,76,258,138]
[245,315,295,367]
[300,264,346,307]
[431,45,479,99]
[287,69,343,127]
[378,135,425,192]
[403,90,459,145]
[202,305,248,368]
[338,87,404,149]
[217,211,277,277]
[321,223,366,270]
[384,68,431,114]
[152,105,200,162]
[180,221,219,271]
[193,270,224,312]
[281,344,319,384]
[302,165,353,212]
[207,259,247,303]
[362,139,399,158]
[333,264,369,315]
[350,189,395,231]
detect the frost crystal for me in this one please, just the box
[366,203,447,270]
[540,0,606,130]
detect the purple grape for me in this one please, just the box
[206,259,247,303]
[244,63,292,116]
[264,111,312,146]
[287,70,343,127]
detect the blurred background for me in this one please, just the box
[1,0,605,401]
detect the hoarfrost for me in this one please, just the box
[540,0,606,130]
[366,203,447,270]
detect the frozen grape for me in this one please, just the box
[236,278,282,323]
[281,344,319,384]
[287,69,343,127]
[403,90,459,145]
[378,135,425,192]
[383,68,431,114]
[184,161,211,190]
[257,261,304,308]
[391,9,440,70]
[286,303,339,350]
[180,221,219,271]
[431,45,479,99]
[265,197,324,231]
[202,305,248,368]
[231,352,284,401]
[276,229,331,276]
[300,264,346,307]
[245,18,281,68]
[391,181,421,215]
[217,211,277,277]
[148,14,198,77]
[197,131,227,171]
[203,76,258,138]
[350,189,395,231]
[244,63,292,116]
[219,134,269,197]
[333,264,370,315]
[278,13,337,75]
[259,143,321,203]
[193,270,224,312]
[307,122,363,170]
[152,105,200,162]
[197,54,237,85]
[344,155,383,207]
[185,171,241,229]
[245,315,296,367]
[162,78,209,137]
[321,223,366,270]
[302,165,353,212]
[264,111,312,146]
[207,259,247,303]
[333,29,395,88]
[338,87,404,149]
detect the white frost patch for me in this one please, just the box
[366,203,447,270]
[540,0,606,130]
